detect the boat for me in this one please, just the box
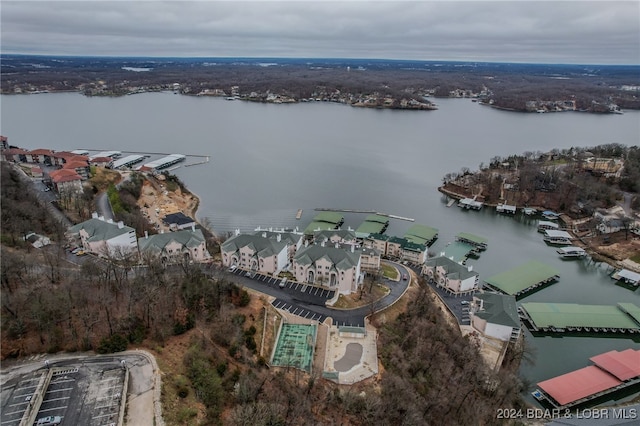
[543,230,573,246]
[557,246,587,258]
[523,207,537,216]
[542,210,560,220]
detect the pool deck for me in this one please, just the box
[322,321,379,385]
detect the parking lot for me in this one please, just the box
[227,267,336,301]
[1,360,127,426]
[425,277,473,326]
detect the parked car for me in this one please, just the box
[36,416,62,426]
[228,265,237,272]
[279,278,287,288]
[402,273,408,280]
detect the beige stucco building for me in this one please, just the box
[293,243,362,295]
[138,228,211,264]
[221,233,289,276]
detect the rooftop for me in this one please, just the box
[520,302,640,330]
[474,292,520,328]
[294,244,361,271]
[404,224,438,245]
[138,228,206,252]
[484,260,559,296]
[68,217,135,242]
[222,233,288,258]
[456,232,488,245]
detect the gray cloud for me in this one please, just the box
[1,1,638,64]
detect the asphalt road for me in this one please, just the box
[217,262,412,327]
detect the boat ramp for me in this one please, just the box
[533,349,640,409]
[483,260,559,298]
[518,302,640,334]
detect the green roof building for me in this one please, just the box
[138,228,210,263]
[484,261,559,298]
[472,292,521,342]
[404,224,439,245]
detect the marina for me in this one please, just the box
[110,154,145,170]
[483,260,560,298]
[533,349,640,409]
[519,302,640,334]
[88,150,121,160]
[303,212,345,236]
[442,241,475,264]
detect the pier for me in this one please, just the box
[314,208,414,222]
[296,209,303,220]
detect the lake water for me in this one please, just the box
[2,92,639,402]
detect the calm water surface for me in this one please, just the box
[2,93,639,402]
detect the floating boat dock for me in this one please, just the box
[483,260,559,298]
[89,150,121,160]
[496,203,516,214]
[518,302,640,334]
[458,197,483,210]
[611,269,640,287]
[543,229,573,245]
[303,212,345,236]
[442,241,475,264]
[537,220,560,232]
[403,224,439,246]
[355,214,390,238]
[110,154,145,170]
[140,153,186,172]
[314,208,414,222]
[455,232,488,250]
[557,246,587,259]
[296,209,303,220]
[533,349,640,409]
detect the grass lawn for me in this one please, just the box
[381,263,399,280]
[332,283,389,309]
[630,252,640,264]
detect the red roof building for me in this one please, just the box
[49,169,83,193]
[590,349,640,381]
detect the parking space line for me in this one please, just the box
[92,413,119,419]
[47,387,74,393]
[42,396,70,403]
[38,406,68,413]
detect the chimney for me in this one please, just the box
[235,228,240,236]
[92,212,98,219]
[192,224,195,232]
[351,245,355,253]
[321,241,325,247]
[99,215,105,222]
[335,243,339,248]
[304,240,308,247]
[107,218,113,224]
[277,234,281,242]
[145,231,149,239]
[468,265,473,272]
[117,221,124,229]
[262,232,267,238]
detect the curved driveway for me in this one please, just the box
[216,262,411,327]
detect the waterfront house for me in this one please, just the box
[138,227,211,264]
[90,156,114,168]
[365,234,428,264]
[28,148,54,165]
[470,292,521,343]
[67,213,138,258]
[221,232,288,276]
[292,243,362,295]
[423,256,479,294]
[162,212,196,231]
[62,159,91,180]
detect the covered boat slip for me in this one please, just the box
[612,269,640,286]
[455,232,488,250]
[556,246,587,258]
[403,224,438,246]
[355,214,389,238]
[303,212,345,236]
[483,260,559,298]
[519,302,640,333]
[543,229,573,245]
[535,349,640,409]
[442,241,476,264]
[537,220,560,232]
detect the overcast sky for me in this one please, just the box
[2,1,638,64]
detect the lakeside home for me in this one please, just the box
[423,256,479,294]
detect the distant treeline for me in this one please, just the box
[2,55,639,111]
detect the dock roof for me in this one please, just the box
[355,220,387,237]
[544,230,572,239]
[520,302,640,330]
[303,221,337,235]
[484,261,559,296]
[442,241,474,264]
[404,224,438,245]
[456,232,488,245]
[312,211,344,224]
[590,349,640,381]
[538,365,622,406]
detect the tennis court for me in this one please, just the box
[271,323,317,373]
